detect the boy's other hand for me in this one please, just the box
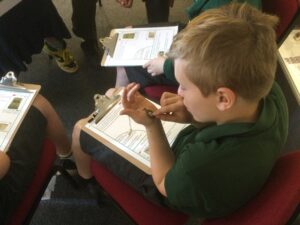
[143,56,166,76]
[154,92,193,123]
[120,83,158,126]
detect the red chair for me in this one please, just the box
[91,161,189,225]
[262,0,299,41]
[7,139,57,225]
[144,84,178,102]
[91,150,300,225]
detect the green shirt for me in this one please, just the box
[164,82,288,218]
[187,0,261,20]
[163,0,262,81]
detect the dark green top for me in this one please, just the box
[164,82,289,218]
[164,0,262,82]
[187,0,261,20]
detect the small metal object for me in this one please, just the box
[143,108,155,118]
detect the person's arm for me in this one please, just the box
[120,83,175,196]
[163,58,176,81]
[0,151,10,179]
[143,56,167,76]
[142,57,177,83]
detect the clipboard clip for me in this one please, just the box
[0,71,17,86]
[99,33,119,58]
[0,71,28,92]
[91,93,121,123]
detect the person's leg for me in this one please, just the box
[0,107,47,224]
[71,0,99,56]
[72,118,93,179]
[32,95,71,157]
[144,0,170,23]
[43,37,79,74]
[115,67,130,87]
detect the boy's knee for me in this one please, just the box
[72,119,87,139]
[105,88,119,97]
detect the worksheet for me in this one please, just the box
[101,26,178,66]
[83,95,187,174]
[278,27,300,104]
[0,85,39,152]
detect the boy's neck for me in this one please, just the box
[216,99,262,125]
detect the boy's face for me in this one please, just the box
[175,59,218,123]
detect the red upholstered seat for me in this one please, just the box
[143,85,178,102]
[7,139,57,225]
[202,150,300,225]
[262,0,299,40]
[91,150,300,225]
[90,160,189,225]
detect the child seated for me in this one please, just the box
[71,2,288,221]
[0,94,71,224]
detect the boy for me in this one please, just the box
[72,3,288,220]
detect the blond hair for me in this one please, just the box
[168,3,279,101]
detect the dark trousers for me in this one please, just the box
[0,107,46,225]
[71,0,170,41]
[71,0,98,41]
[144,0,170,23]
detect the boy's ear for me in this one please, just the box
[215,87,236,111]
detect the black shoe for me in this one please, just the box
[80,39,100,57]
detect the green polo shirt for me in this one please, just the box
[187,0,261,20]
[164,82,288,218]
[163,0,262,82]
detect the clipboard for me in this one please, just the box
[100,26,178,67]
[278,26,300,105]
[0,72,41,152]
[82,90,187,175]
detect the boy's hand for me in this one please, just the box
[120,83,158,126]
[116,0,133,8]
[154,92,194,123]
[143,56,166,76]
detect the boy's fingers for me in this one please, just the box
[154,105,173,115]
[155,114,174,121]
[160,96,179,108]
[127,83,140,101]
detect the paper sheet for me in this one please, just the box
[84,99,187,170]
[101,26,178,66]
[0,87,38,152]
[278,27,300,104]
